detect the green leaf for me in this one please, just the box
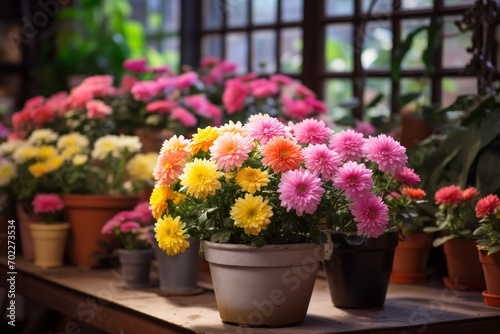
[250,237,266,248]
[398,92,422,108]
[391,26,427,81]
[422,16,442,75]
[366,93,384,109]
[432,235,454,247]
[326,212,342,230]
[488,245,500,255]
[473,227,488,236]
[423,226,441,233]
[210,230,231,243]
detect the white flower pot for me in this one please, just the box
[202,241,323,327]
[29,222,70,268]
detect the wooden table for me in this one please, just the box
[1,256,499,333]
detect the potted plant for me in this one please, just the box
[29,194,70,268]
[424,185,484,290]
[474,194,500,306]
[101,202,154,288]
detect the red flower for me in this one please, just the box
[462,187,479,201]
[475,194,500,218]
[435,185,463,205]
[402,188,426,201]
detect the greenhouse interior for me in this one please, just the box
[1,0,500,333]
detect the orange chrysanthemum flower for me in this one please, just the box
[261,136,303,173]
[401,188,426,201]
[153,149,187,186]
[462,187,479,201]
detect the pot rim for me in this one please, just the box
[29,222,70,230]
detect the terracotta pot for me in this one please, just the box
[134,128,173,153]
[16,203,44,261]
[202,241,322,327]
[61,194,138,267]
[29,222,70,268]
[391,232,433,284]
[478,249,500,306]
[323,230,399,308]
[443,239,485,290]
[400,115,433,151]
[118,248,154,289]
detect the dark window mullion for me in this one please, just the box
[432,0,445,105]
[391,0,402,115]
[247,0,253,72]
[353,0,363,119]
[276,0,282,73]
[222,0,227,58]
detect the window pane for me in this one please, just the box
[252,30,277,74]
[202,34,223,58]
[400,78,431,109]
[365,78,391,119]
[401,18,430,70]
[442,16,473,68]
[362,21,392,70]
[362,0,392,14]
[281,0,303,22]
[226,33,249,74]
[252,0,277,25]
[324,79,353,120]
[325,0,354,17]
[402,0,433,10]
[161,37,181,69]
[227,0,248,28]
[325,24,354,72]
[203,0,223,29]
[444,0,474,6]
[280,28,303,73]
[441,77,476,106]
[163,0,181,32]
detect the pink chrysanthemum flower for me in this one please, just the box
[329,129,365,162]
[32,194,64,214]
[476,194,500,218]
[86,100,112,119]
[278,169,325,216]
[170,107,197,127]
[462,187,479,201]
[282,95,314,121]
[243,113,288,145]
[354,119,376,136]
[248,79,279,99]
[146,100,178,114]
[133,202,154,224]
[160,135,191,158]
[175,72,198,91]
[349,193,389,238]
[302,144,342,181]
[393,167,420,186]
[333,161,373,200]
[120,221,140,233]
[292,118,333,145]
[435,185,463,205]
[209,132,255,171]
[364,134,407,174]
[154,149,187,186]
[222,79,249,114]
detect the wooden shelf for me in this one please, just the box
[1,256,499,333]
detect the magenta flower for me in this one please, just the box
[270,74,294,86]
[32,194,64,214]
[123,58,148,73]
[333,161,373,199]
[364,134,407,174]
[133,202,153,224]
[302,144,342,181]
[278,169,325,216]
[184,95,222,124]
[146,100,178,114]
[243,113,289,145]
[249,79,279,99]
[292,118,332,145]
[170,107,197,127]
[393,167,420,186]
[131,81,161,102]
[329,129,365,162]
[86,100,112,119]
[354,119,376,136]
[349,193,389,238]
[294,84,316,98]
[210,132,255,171]
[304,97,327,114]
[282,95,314,121]
[102,211,141,234]
[175,72,198,91]
[200,56,221,70]
[222,79,249,114]
[120,221,140,233]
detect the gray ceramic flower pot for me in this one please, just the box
[118,248,153,288]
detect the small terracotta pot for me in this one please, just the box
[400,115,433,151]
[391,232,433,284]
[30,222,70,268]
[134,128,173,153]
[478,249,500,306]
[443,239,484,290]
[61,194,138,267]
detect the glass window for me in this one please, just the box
[227,0,248,28]
[362,21,392,70]
[324,79,353,120]
[402,0,433,10]
[161,37,181,69]
[252,0,278,25]
[163,0,181,31]
[401,18,430,70]
[252,30,277,74]
[226,32,249,74]
[325,24,354,72]
[282,0,303,22]
[400,78,431,109]
[280,28,303,73]
[441,77,477,106]
[202,34,223,58]
[362,0,392,14]
[442,16,473,68]
[365,78,391,119]
[325,0,354,17]
[444,0,475,6]
[203,0,223,29]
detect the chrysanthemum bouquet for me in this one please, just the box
[473,194,500,254]
[101,202,154,250]
[32,193,65,224]
[150,114,422,256]
[424,185,480,246]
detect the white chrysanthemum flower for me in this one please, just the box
[72,154,88,166]
[91,135,120,160]
[0,160,17,187]
[126,152,158,181]
[57,133,89,150]
[117,135,142,154]
[12,144,37,163]
[0,140,25,156]
[28,129,58,145]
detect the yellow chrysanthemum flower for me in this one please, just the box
[230,193,273,236]
[235,167,269,194]
[61,145,82,160]
[28,129,58,145]
[13,145,38,163]
[91,135,120,159]
[38,145,57,160]
[150,185,173,219]
[189,126,219,154]
[0,161,16,187]
[179,158,223,198]
[28,162,50,178]
[172,192,185,205]
[154,215,190,255]
[126,153,158,181]
[72,154,88,166]
[57,132,89,150]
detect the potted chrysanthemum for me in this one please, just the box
[150,114,419,325]
[474,194,500,306]
[424,185,484,290]
[29,194,70,268]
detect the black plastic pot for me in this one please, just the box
[323,230,399,308]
